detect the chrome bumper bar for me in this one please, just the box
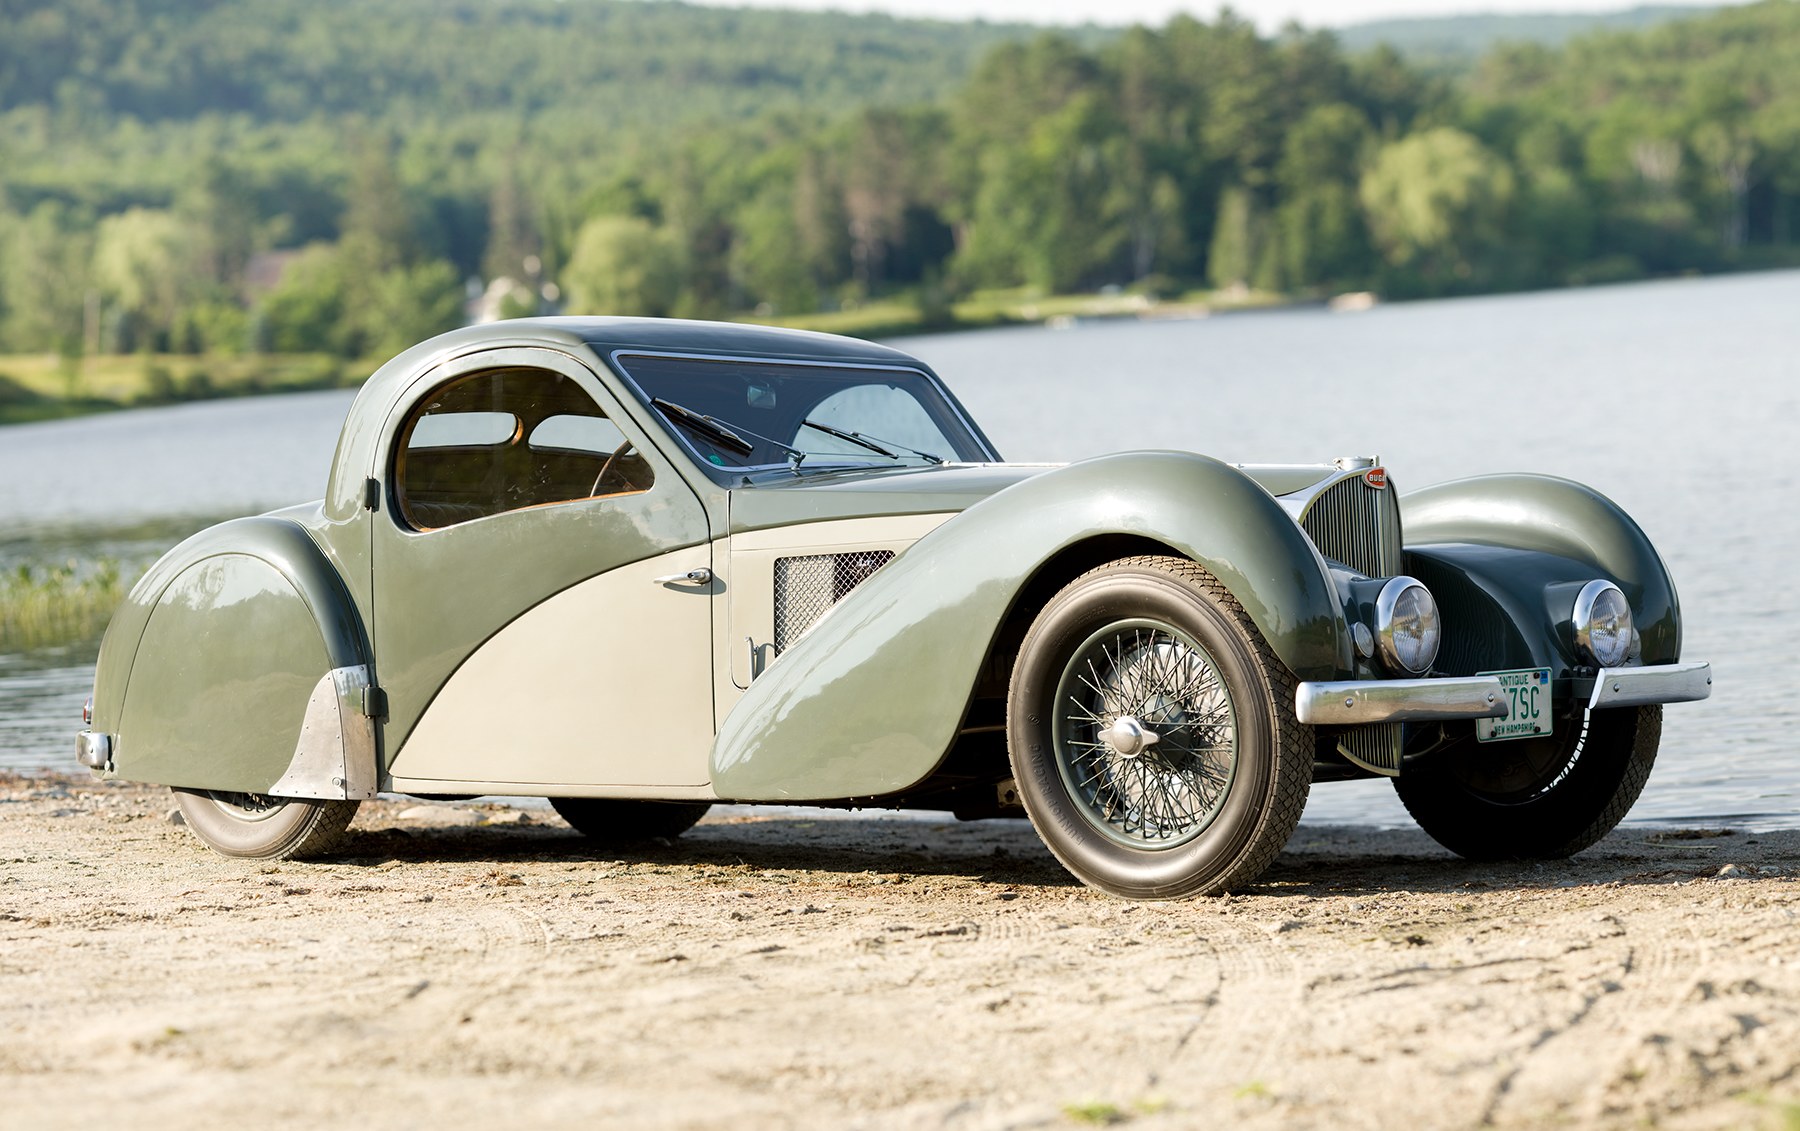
[1579,661,1713,709]
[1296,676,1507,725]
[1295,661,1713,726]
[76,730,113,770]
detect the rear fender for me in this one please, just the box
[92,516,376,798]
[1402,474,1680,677]
[711,451,1344,801]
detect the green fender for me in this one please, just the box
[93,515,375,796]
[1402,474,1681,677]
[711,451,1346,801]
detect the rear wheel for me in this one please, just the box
[1006,556,1311,899]
[550,798,711,845]
[173,789,359,860]
[1394,705,1661,859]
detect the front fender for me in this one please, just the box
[711,451,1343,801]
[1402,474,1680,676]
[92,515,375,797]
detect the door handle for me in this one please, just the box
[652,567,713,586]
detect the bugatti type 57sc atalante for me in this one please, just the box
[77,318,1712,898]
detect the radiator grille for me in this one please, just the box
[773,551,896,654]
[1300,473,1404,578]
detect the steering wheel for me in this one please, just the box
[591,439,637,497]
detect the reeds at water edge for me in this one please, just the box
[0,561,127,651]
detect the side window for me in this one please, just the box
[393,367,653,531]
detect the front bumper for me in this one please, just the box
[1295,661,1712,726]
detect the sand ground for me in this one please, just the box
[3,771,1798,1130]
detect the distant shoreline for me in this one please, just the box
[8,263,1799,430]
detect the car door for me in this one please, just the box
[370,347,717,791]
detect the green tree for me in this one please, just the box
[1271,103,1374,290]
[92,208,197,351]
[1360,127,1517,292]
[1207,185,1265,291]
[1,201,93,357]
[257,243,349,355]
[364,260,464,357]
[563,215,686,317]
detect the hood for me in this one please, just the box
[725,458,1365,535]
[727,462,1055,534]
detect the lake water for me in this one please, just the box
[2,270,1794,828]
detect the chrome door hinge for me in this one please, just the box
[362,478,380,511]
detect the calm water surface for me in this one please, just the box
[1,271,1793,828]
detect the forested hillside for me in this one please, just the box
[1,0,1797,379]
[1337,5,1717,64]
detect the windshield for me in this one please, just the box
[614,353,993,478]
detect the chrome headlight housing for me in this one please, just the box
[1375,576,1441,675]
[1573,580,1633,668]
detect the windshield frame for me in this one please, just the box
[606,349,1000,485]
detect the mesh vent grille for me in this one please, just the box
[1300,473,1404,578]
[773,551,896,654]
[1338,723,1404,776]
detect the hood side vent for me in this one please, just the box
[773,550,895,654]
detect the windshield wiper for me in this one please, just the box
[840,428,944,465]
[799,419,898,458]
[651,398,753,457]
[652,397,811,467]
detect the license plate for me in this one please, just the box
[1476,667,1553,743]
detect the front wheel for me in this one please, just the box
[1006,556,1312,900]
[173,789,360,860]
[1394,705,1661,859]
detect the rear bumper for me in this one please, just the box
[1295,661,1712,726]
[76,730,113,771]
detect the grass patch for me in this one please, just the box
[0,352,378,426]
[1061,1100,1129,1125]
[0,561,130,651]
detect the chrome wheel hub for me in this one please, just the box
[1100,716,1160,758]
[1052,620,1240,850]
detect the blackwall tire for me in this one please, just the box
[172,789,359,860]
[1006,556,1312,899]
[1394,705,1661,860]
[550,798,712,844]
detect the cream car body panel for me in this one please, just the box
[390,552,716,788]
[720,512,957,693]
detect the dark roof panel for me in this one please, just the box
[537,317,921,366]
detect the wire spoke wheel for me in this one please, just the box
[1053,619,1238,849]
[1007,556,1310,900]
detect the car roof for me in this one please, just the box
[557,317,924,367]
[320,317,931,521]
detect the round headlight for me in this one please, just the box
[1574,580,1633,668]
[1376,576,1441,675]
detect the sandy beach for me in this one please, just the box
[2,770,1797,1130]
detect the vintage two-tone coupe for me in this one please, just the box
[77,318,1712,898]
